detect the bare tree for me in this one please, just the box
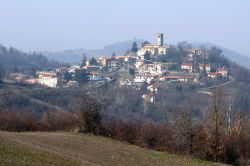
[208,88,226,162]
[175,109,198,155]
[77,96,101,135]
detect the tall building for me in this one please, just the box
[137,33,169,56]
[157,33,164,46]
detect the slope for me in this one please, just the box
[0,132,224,166]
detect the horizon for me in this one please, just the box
[0,0,250,56]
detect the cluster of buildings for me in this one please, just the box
[120,33,229,103]
[10,72,58,88]
[8,33,230,103]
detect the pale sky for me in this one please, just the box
[0,0,250,56]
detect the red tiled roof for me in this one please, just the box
[181,63,193,66]
[217,67,228,71]
[205,64,211,67]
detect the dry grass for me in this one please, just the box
[0,132,224,166]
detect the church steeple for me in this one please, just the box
[157,33,164,46]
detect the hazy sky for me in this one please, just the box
[0,0,250,56]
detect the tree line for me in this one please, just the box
[0,90,249,165]
[0,44,63,80]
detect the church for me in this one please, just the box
[137,33,170,56]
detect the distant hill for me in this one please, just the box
[0,131,221,166]
[0,44,61,73]
[191,42,250,68]
[43,40,250,68]
[43,39,144,64]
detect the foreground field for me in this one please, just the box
[0,132,223,166]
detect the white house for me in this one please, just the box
[217,67,228,77]
[199,64,211,72]
[205,64,211,72]
[207,72,218,79]
[87,72,102,81]
[67,65,80,73]
[139,63,163,75]
[134,73,157,84]
[38,72,58,88]
[188,48,203,56]
[181,63,193,72]
[147,84,158,93]
[199,64,205,71]
[135,59,145,69]
[142,93,156,103]
[160,75,197,82]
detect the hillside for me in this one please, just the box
[43,40,250,68]
[0,44,62,74]
[43,39,144,64]
[0,132,223,166]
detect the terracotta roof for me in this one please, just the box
[181,63,193,66]
[161,74,196,79]
[161,75,181,79]
[208,72,218,75]
[217,67,228,71]
[39,73,56,78]
[144,63,161,66]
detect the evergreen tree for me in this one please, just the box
[131,42,138,53]
[129,67,135,76]
[80,54,87,67]
[144,51,151,60]
[89,57,98,66]
[64,71,72,81]
[73,69,88,83]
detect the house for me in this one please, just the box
[114,56,131,62]
[10,73,29,82]
[38,72,58,88]
[120,79,133,87]
[67,65,80,73]
[97,57,109,67]
[208,72,218,79]
[135,59,145,69]
[67,81,79,88]
[87,72,102,81]
[160,75,180,82]
[181,63,193,72]
[142,93,156,103]
[199,64,211,72]
[147,84,158,93]
[139,63,163,75]
[134,73,157,84]
[179,75,198,82]
[25,79,38,84]
[83,65,101,72]
[159,74,197,82]
[199,64,205,71]
[56,67,67,74]
[205,64,211,72]
[217,67,228,77]
[188,48,203,56]
[108,59,122,71]
[188,53,194,61]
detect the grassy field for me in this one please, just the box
[0,132,224,166]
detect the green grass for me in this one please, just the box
[0,136,82,166]
[0,132,224,166]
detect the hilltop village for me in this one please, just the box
[6,33,231,103]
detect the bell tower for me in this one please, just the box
[157,33,164,46]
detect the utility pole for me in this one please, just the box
[227,96,233,134]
